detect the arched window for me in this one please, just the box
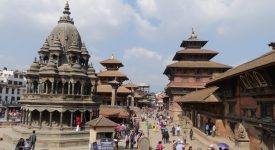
[253,71,268,87]
[240,75,252,89]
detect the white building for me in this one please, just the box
[0,68,26,105]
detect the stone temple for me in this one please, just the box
[2,2,100,149]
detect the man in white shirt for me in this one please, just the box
[176,125,181,136]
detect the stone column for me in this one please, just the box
[62,83,64,94]
[26,111,29,125]
[72,83,75,95]
[22,110,25,124]
[60,112,63,129]
[39,111,42,128]
[68,83,71,95]
[37,83,40,94]
[51,81,54,94]
[80,112,83,123]
[28,111,32,128]
[46,83,48,94]
[70,112,73,127]
[81,83,84,95]
[49,111,52,127]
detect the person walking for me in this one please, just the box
[176,140,184,150]
[205,123,209,135]
[212,124,216,137]
[29,130,36,150]
[189,129,193,140]
[165,130,170,143]
[156,141,164,150]
[130,131,136,149]
[172,126,176,136]
[125,133,130,149]
[183,130,187,144]
[24,138,31,150]
[176,125,181,136]
[15,138,24,150]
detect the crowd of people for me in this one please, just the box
[15,130,36,150]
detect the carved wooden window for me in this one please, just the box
[240,75,252,89]
[228,103,235,115]
[261,103,273,119]
[253,71,268,87]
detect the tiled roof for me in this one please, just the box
[97,70,128,79]
[99,106,129,118]
[97,84,131,93]
[124,82,138,88]
[100,58,123,66]
[166,81,206,89]
[176,49,218,54]
[208,50,275,84]
[86,116,118,127]
[164,61,231,74]
[177,86,220,103]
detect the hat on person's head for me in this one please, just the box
[180,140,184,144]
[209,144,214,147]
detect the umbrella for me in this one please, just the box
[217,143,229,149]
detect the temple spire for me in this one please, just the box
[63,1,71,15]
[58,1,74,24]
[189,28,198,40]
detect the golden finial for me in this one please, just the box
[189,28,197,40]
[111,54,114,59]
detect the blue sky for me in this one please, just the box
[0,0,275,92]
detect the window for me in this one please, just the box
[17,89,20,94]
[14,81,18,85]
[8,80,12,84]
[17,97,20,101]
[12,88,14,94]
[14,74,18,78]
[0,87,2,93]
[228,103,235,115]
[261,103,273,118]
[19,82,22,85]
[19,75,23,79]
[5,96,8,101]
[6,88,9,94]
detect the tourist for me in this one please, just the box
[114,138,119,150]
[176,140,183,150]
[188,146,192,150]
[76,116,81,131]
[29,130,36,150]
[172,140,177,150]
[156,141,164,150]
[172,126,176,136]
[15,138,24,150]
[125,133,130,149]
[190,129,193,140]
[24,138,31,150]
[212,124,216,137]
[183,130,187,144]
[176,125,181,136]
[165,130,170,143]
[205,123,209,135]
[130,131,136,149]
[162,130,166,143]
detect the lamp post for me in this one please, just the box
[108,79,121,106]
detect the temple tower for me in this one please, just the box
[164,30,231,121]
[3,2,100,149]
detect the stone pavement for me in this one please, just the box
[117,117,206,150]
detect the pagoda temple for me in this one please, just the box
[2,2,99,149]
[163,30,231,121]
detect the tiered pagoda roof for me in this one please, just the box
[96,54,130,94]
[164,30,231,76]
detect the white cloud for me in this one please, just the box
[123,47,162,61]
